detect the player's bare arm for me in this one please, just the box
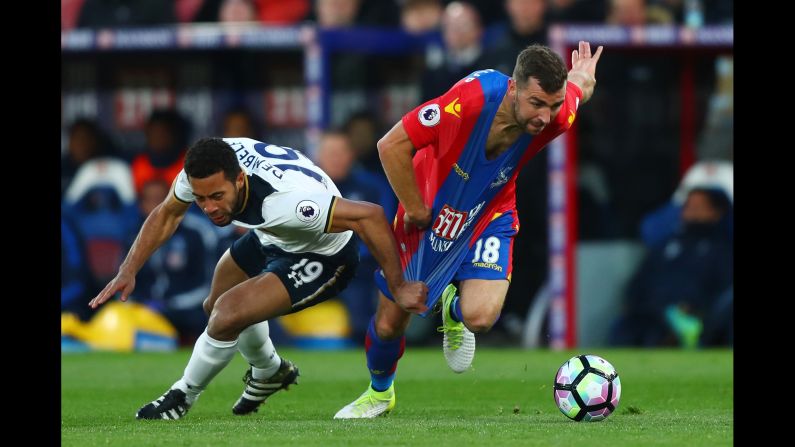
[377,121,432,231]
[88,178,191,309]
[567,40,604,104]
[328,197,429,314]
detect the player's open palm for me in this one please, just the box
[89,271,136,309]
[571,40,603,77]
[395,280,429,314]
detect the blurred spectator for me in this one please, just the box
[177,0,310,23]
[642,160,733,248]
[421,2,484,101]
[607,0,673,25]
[62,215,95,320]
[400,0,443,34]
[131,109,190,194]
[480,0,548,75]
[355,0,401,27]
[651,0,733,25]
[343,110,384,177]
[313,130,397,343]
[63,158,140,292]
[77,0,177,28]
[453,0,509,26]
[62,118,118,198]
[218,0,257,22]
[175,0,206,22]
[255,0,310,24]
[131,179,219,346]
[221,106,259,138]
[697,56,733,161]
[175,0,223,22]
[62,0,88,30]
[315,0,361,28]
[546,0,606,23]
[609,187,733,348]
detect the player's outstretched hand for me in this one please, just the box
[394,280,429,314]
[571,40,603,78]
[88,271,136,309]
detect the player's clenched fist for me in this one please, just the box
[394,280,429,314]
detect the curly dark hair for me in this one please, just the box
[512,44,568,93]
[184,137,241,182]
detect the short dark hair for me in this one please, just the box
[512,44,568,93]
[184,137,241,182]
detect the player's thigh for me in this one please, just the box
[210,272,293,332]
[205,232,261,313]
[458,278,510,327]
[211,238,360,332]
[454,212,516,326]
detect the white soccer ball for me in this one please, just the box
[553,354,621,422]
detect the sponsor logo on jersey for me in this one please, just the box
[472,261,503,272]
[444,97,462,118]
[432,205,469,241]
[452,163,470,181]
[490,166,513,188]
[428,232,454,252]
[568,111,576,125]
[295,200,320,222]
[418,104,441,127]
[428,201,485,252]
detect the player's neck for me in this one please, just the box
[492,95,523,137]
[485,94,525,160]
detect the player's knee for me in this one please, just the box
[202,297,213,316]
[207,305,244,340]
[374,315,405,340]
[463,312,498,334]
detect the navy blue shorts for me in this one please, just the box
[230,231,360,314]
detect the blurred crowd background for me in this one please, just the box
[61,0,733,351]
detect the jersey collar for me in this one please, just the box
[234,172,250,216]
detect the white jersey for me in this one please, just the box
[174,137,352,256]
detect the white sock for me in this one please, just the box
[237,321,281,380]
[172,329,238,405]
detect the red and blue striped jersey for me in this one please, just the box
[392,69,582,314]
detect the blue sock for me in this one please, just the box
[364,316,405,392]
[450,295,463,323]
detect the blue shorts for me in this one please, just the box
[230,230,360,314]
[374,211,517,301]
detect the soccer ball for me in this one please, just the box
[553,354,621,422]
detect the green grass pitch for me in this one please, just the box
[62,348,732,446]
